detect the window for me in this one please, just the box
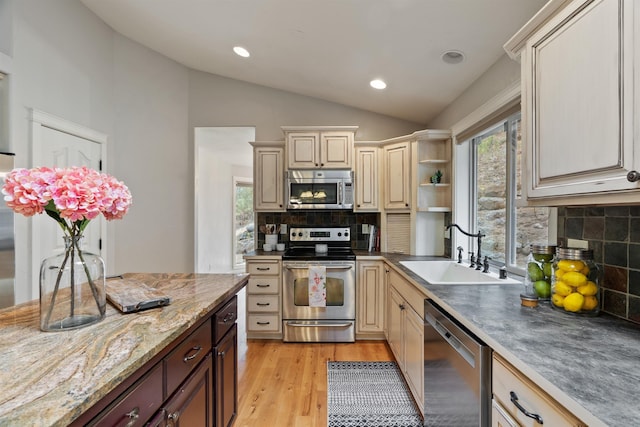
[470,112,551,273]
[233,178,254,268]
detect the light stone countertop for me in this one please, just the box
[0,272,248,427]
[382,253,638,427]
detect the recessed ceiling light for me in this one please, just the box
[370,79,387,90]
[441,50,465,64]
[233,46,250,58]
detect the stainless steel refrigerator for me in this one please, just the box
[0,152,15,308]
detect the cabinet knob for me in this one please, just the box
[627,170,640,182]
[405,203,409,207]
[167,411,180,426]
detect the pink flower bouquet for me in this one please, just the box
[2,165,132,234]
[2,166,132,330]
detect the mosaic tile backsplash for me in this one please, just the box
[557,206,640,323]
[256,211,381,250]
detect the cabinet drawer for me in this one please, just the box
[89,363,163,427]
[247,314,280,332]
[247,261,281,276]
[248,277,280,294]
[164,320,212,396]
[492,355,585,427]
[248,295,279,312]
[214,296,237,342]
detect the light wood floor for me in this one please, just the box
[235,338,394,427]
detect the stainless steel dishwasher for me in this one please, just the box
[423,299,491,426]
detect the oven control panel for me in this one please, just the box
[289,227,350,242]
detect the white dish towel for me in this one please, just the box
[308,265,327,307]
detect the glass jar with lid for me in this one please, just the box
[524,244,556,302]
[551,248,600,316]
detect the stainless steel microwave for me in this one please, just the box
[286,170,353,210]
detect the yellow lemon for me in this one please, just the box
[580,265,590,276]
[563,271,588,288]
[554,281,573,297]
[554,269,565,280]
[577,281,598,296]
[582,295,598,311]
[563,293,585,312]
[557,259,586,272]
[551,294,565,308]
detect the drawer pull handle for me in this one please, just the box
[257,321,271,325]
[256,302,270,306]
[167,411,180,426]
[183,345,203,362]
[256,283,271,288]
[256,267,271,271]
[124,407,139,427]
[222,312,235,323]
[510,391,543,424]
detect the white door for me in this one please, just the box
[31,110,107,301]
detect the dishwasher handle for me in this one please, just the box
[425,309,476,368]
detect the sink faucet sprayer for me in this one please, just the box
[446,224,486,271]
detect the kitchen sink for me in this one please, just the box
[400,260,520,285]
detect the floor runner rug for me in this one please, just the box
[327,361,423,427]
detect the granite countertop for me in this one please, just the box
[383,254,638,427]
[0,272,248,427]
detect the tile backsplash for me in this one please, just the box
[557,206,640,323]
[256,211,380,250]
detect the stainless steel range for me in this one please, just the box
[282,227,356,342]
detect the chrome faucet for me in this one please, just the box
[446,224,486,270]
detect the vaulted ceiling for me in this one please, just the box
[81,0,547,124]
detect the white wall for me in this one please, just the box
[4,0,425,302]
[7,0,115,302]
[428,55,521,129]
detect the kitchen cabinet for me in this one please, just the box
[79,295,239,427]
[214,324,237,427]
[252,142,285,212]
[505,0,640,204]
[245,258,283,339]
[354,144,380,211]
[383,140,411,210]
[356,260,385,338]
[492,354,586,427]
[386,265,424,416]
[282,126,357,169]
[148,354,215,427]
[416,131,452,212]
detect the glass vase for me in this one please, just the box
[39,235,106,331]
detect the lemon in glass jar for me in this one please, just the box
[563,293,585,312]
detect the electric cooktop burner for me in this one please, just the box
[282,227,355,261]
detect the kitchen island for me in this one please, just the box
[0,272,248,427]
[377,253,639,427]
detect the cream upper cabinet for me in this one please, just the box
[354,144,380,211]
[505,0,640,204]
[282,126,357,169]
[383,140,411,210]
[252,142,285,212]
[356,260,385,338]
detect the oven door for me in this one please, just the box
[282,260,355,342]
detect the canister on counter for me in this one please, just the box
[524,244,556,301]
[551,248,600,316]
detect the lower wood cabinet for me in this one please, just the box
[215,324,238,427]
[492,354,586,427]
[77,295,239,427]
[148,354,215,427]
[356,260,386,339]
[386,266,424,416]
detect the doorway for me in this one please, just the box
[194,127,255,273]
